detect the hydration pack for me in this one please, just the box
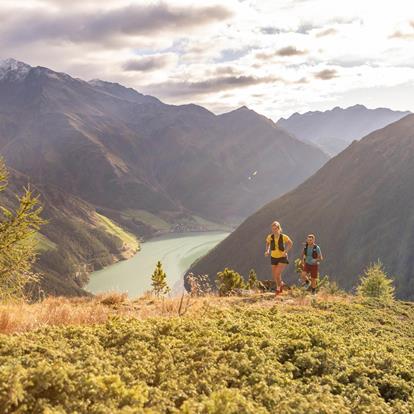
[270,234,285,251]
[304,243,319,259]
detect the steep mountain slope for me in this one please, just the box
[0,58,328,294]
[161,106,328,220]
[0,58,327,223]
[0,170,139,297]
[277,104,410,155]
[188,114,414,300]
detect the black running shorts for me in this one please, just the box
[271,257,289,266]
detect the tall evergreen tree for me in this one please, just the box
[0,159,45,301]
[151,261,170,297]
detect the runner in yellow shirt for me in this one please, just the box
[265,221,293,296]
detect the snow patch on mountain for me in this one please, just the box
[0,58,31,81]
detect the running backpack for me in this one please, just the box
[270,234,285,251]
[304,243,319,259]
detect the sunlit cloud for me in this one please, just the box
[0,0,413,119]
[314,69,338,80]
[123,54,177,72]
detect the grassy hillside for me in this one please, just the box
[95,213,140,251]
[1,293,413,413]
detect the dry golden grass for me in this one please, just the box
[0,290,353,335]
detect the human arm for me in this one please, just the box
[284,237,293,257]
[265,241,270,256]
[317,246,323,262]
[265,236,270,256]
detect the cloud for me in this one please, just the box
[389,20,414,40]
[260,26,281,35]
[296,22,318,34]
[276,46,307,56]
[1,3,233,47]
[390,30,414,40]
[1,0,414,119]
[213,66,239,75]
[314,69,338,80]
[256,46,307,60]
[144,74,281,97]
[294,77,309,84]
[123,54,176,72]
[315,27,337,37]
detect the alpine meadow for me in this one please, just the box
[1,1,414,413]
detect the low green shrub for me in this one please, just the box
[1,301,413,413]
[216,268,246,296]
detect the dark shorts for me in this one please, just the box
[303,263,319,279]
[271,257,289,266]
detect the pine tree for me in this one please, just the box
[248,269,258,290]
[151,261,170,297]
[357,261,395,304]
[0,159,45,301]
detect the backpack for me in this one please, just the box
[270,234,285,251]
[304,243,319,259]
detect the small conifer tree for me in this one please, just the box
[0,159,45,301]
[248,269,258,290]
[151,261,170,297]
[357,261,395,304]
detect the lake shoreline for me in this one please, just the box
[86,231,230,297]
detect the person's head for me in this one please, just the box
[306,234,316,244]
[271,221,282,233]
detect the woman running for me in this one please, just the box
[265,221,293,296]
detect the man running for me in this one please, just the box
[301,234,323,295]
[265,221,293,296]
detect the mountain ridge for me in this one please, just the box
[277,104,411,156]
[0,58,328,295]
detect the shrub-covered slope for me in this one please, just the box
[1,296,413,413]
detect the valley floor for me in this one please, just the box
[1,293,413,413]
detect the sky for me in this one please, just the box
[1,0,414,120]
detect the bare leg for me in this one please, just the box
[271,265,278,292]
[311,277,318,289]
[273,264,287,295]
[300,271,310,283]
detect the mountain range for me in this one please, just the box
[277,104,410,156]
[187,114,414,300]
[0,58,328,295]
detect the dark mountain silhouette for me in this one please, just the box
[277,104,410,155]
[187,114,414,300]
[0,58,328,295]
